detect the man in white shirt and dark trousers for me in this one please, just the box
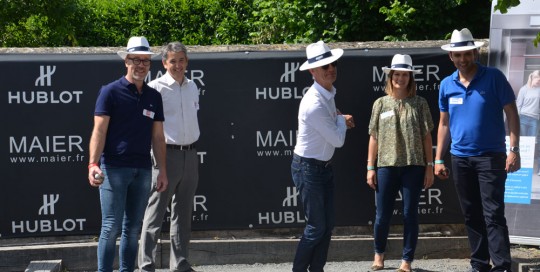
[139,42,201,272]
[291,41,355,272]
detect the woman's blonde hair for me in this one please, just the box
[526,70,540,88]
[384,70,417,97]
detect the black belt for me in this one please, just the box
[293,154,331,168]
[166,144,194,150]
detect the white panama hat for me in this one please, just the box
[382,54,421,74]
[299,41,344,71]
[117,36,158,59]
[441,28,484,52]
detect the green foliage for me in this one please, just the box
[332,0,389,41]
[249,0,321,44]
[0,0,81,46]
[74,0,252,46]
[249,0,387,43]
[0,0,507,47]
[379,0,416,41]
[493,0,521,13]
[377,0,491,41]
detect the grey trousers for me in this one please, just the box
[139,148,199,272]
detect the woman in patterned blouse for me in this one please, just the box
[366,54,435,272]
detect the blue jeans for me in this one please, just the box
[98,165,152,272]
[373,166,424,262]
[451,154,512,272]
[291,154,334,272]
[519,114,539,137]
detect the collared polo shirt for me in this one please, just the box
[148,72,200,145]
[293,81,347,161]
[95,76,164,168]
[439,64,515,156]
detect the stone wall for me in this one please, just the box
[0,39,489,55]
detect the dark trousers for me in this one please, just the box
[451,153,512,272]
[374,166,425,262]
[291,154,334,272]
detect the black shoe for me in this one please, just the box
[469,266,494,272]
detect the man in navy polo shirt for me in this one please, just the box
[435,28,520,272]
[87,36,168,272]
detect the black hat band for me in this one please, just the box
[391,64,412,70]
[450,41,475,48]
[127,46,150,52]
[308,51,333,64]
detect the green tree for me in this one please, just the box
[249,0,320,43]
[0,0,81,46]
[3,0,535,47]
[249,0,386,43]
[75,0,252,46]
[248,0,493,43]
[377,0,491,41]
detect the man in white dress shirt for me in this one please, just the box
[139,42,200,272]
[291,41,355,272]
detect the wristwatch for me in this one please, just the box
[510,146,520,154]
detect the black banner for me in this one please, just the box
[1,48,463,238]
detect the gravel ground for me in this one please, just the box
[102,245,539,272]
[188,258,471,272]
[151,246,540,272]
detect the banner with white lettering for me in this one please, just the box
[1,49,462,238]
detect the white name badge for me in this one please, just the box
[449,97,463,105]
[143,109,155,119]
[380,110,395,119]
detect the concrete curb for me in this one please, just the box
[2,236,538,271]
[24,260,62,272]
[512,257,540,272]
[2,236,470,271]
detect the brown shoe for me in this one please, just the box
[397,260,412,272]
[371,253,385,271]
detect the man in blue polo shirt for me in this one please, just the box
[434,28,520,272]
[87,36,168,272]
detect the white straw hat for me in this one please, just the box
[117,36,158,59]
[299,41,344,71]
[382,54,421,74]
[441,28,484,52]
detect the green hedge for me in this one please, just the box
[72,0,253,46]
[0,0,492,47]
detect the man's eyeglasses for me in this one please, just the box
[127,58,151,66]
[321,61,338,70]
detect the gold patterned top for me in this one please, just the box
[368,95,434,167]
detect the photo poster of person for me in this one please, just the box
[505,135,535,204]
[507,69,540,204]
[490,0,540,244]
